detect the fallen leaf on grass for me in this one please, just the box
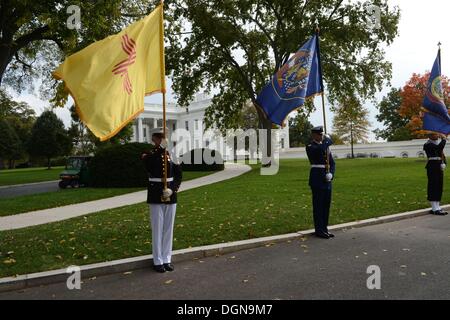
[123,271,133,275]
[421,272,427,276]
[165,280,173,284]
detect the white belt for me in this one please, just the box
[428,157,442,161]
[149,177,174,182]
[311,165,326,169]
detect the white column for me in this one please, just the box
[137,117,143,143]
[153,118,158,129]
[132,124,137,142]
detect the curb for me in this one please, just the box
[0,205,447,293]
[0,180,59,190]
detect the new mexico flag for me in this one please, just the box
[53,4,165,141]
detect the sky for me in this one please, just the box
[9,0,450,142]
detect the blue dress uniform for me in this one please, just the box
[306,127,336,238]
[142,142,182,272]
[423,138,447,215]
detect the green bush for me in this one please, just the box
[180,148,225,172]
[89,143,153,187]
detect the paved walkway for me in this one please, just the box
[2,213,449,299]
[0,163,251,231]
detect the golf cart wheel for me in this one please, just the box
[71,180,80,188]
[59,180,69,189]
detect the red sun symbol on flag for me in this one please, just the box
[112,34,136,95]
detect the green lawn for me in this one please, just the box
[0,171,213,217]
[0,167,64,186]
[1,158,447,278]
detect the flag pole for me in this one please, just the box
[316,25,330,172]
[160,0,169,201]
[316,26,327,135]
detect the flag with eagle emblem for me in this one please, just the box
[422,48,450,134]
[256,33,323,126]
[53,4,165,141]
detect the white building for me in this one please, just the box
[131,93,291,159]
[281,139,447,159]
[131,94,446,161]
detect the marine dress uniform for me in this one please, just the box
[423,137,448,215]
[141,136,182,272]
[305,126,336,239]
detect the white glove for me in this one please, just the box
[325,173,333,182]
[441,163,446,171]
[162,188,173,198]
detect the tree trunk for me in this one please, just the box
[350,122,354,159]
[255,107,273,167]
[0,44,15,86]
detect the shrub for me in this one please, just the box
[180,148,225,172]
[89,142,153,187]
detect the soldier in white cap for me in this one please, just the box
[141,127,182,272]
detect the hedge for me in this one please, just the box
[180,148,225,172]
[89,143,153,187]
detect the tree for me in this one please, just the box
[398,72,450,138]
[329,133,344,145]
[0,0,152,91]
[164,0,400,158]
[27,110,72,169]
[374,87,411,141]
[289,113,313,147]
[333,96,371,158]
[0,119,22,169]
[67,104,133,155]
[0,89,36,162]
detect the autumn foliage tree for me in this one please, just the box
[398,72,450,138]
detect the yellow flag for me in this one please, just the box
[53,4,165,141]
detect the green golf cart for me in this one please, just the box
[59,156,92,189]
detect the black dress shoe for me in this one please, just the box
[436,210,448,216]
[163,263,175,272]
[153,264,166,273]
[326,232,335,238]
[314,232,330,239]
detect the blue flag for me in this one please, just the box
[422,49,450,134]
[256,34,323,126]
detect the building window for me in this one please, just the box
[185,121,189,131]
[143,128,147,138]
[281,138,284,149]
[157,119,163,127]
[172,122,176,131]
[205,140,210,148]
[195,119,199,131]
